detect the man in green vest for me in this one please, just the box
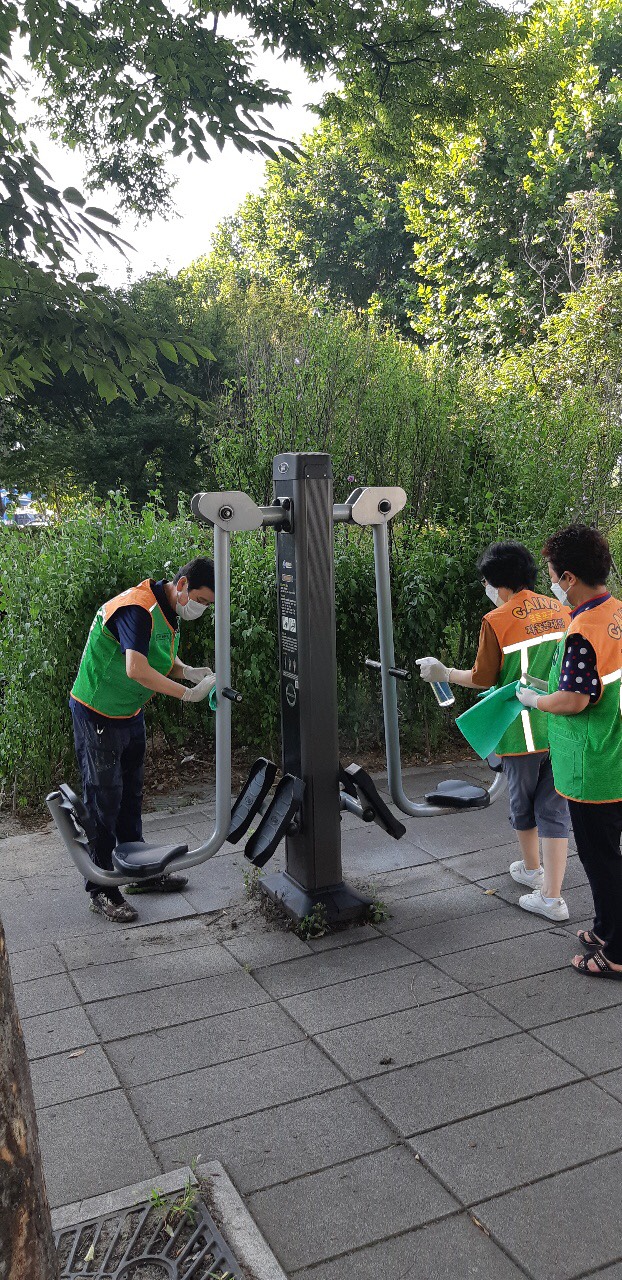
[517,525,622,978]
[70,557,216,923]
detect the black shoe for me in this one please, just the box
[125,873,189,894]
[90,891,138,923]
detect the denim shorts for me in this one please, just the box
[503,752,570,838]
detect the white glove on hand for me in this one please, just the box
[416,656,451,683]
[181,672,216,703]
[181,663,214,685]
[516,685,541,709]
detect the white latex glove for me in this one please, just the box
[416,656,451,683]
[181,662,214,685]
[181,672,216,703]
[516,685,541,709]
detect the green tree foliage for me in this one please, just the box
[401,0,622,348]
[200,122,416,329]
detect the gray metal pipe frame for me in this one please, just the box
[340,791,373,822]
[47,524,233,885]
[372,521,506,817]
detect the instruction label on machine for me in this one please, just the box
[277,531,301,775]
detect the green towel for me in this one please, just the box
[456,680,522,759]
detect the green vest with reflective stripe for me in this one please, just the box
[484,593,568,757]
[71,580,179,718]
[495,642,559,755]
[547,598,622,802]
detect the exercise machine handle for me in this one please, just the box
[365,658,411,681]
[222,687,243,703]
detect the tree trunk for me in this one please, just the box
[0,918,59,1280]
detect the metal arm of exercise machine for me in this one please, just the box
[368,508,506,817]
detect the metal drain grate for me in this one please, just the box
[54,1196,244,1279]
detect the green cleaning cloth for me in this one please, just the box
[208,685,218,712]
[455,680,522,759]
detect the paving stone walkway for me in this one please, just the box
[3,762,622,1279]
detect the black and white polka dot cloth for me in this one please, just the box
[559,634,601,701]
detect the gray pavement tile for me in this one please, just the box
[0,877,29,898]
[56,916,220,970]
[375,883,505,936]
[401,809,511,859]
[361,1033,580,1135]
[107,1002,305,1085]
[533,1005,622,1075]
[222,929,312,967]
[585,1266,622,1279]
[0,831,70,879]
[0,884,195,951]
[86,968,269,1040]
[70,941,238,1002]
[482,965,622,1029]
[595,1067,622,1104]
[306,923,380,952]
[247,1146,458,1273]
[414,1079,622,1204]
[30,1045,120,1108]
[14,972,80,1018]
[254,936,418,999]
[131,1040,346,1140]
[316,992,516,1080]
[156,1084,396,1195]
[340,835,437,873]
[282,961,463,1035]
[363,861,465,901]
[473,1151,622,1280]
[396,902,551,959]
[437,842,521,883]
[292,1212,528,1280]
[6,943,65,982]
[38,1089,160,1209]
[22,1005,98,1060]
[433,928,575,990]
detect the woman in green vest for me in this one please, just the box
[70,557,216,923]
[517,525,622,978]
[418,540,570,921]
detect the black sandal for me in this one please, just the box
[577,929,604,951]
[572,948,622,980]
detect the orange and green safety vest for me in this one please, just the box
[485,591,568,756]
[71,580,179,718]
[548,596,622,802]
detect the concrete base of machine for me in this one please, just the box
[260,871,373,924]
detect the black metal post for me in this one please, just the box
[260,452,371,923]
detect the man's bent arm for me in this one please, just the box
[125,650,186,700]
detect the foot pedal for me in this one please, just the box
[113,840,189,877]
[228,757,278,843]
[342,764,406,839]
[245,775,305,868]
[424,779,490,810]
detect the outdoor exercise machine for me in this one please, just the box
[46,452,505,925]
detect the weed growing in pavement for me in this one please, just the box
[242,865,264,898]
[296,902,330,939]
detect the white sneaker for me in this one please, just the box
[518,889,569,922]
[510,860,544,889]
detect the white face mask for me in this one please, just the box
[484,583,500,607]
[176,595,208,622]
[550,578,570,608]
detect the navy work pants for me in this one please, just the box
[71,702,146,893]
[568,798,622,964]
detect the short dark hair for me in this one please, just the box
[476,541,538,592]
[174,557,215,592]
[542,524,611,587]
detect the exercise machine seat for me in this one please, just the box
[424,779,490,810]
[112,840,189,877]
